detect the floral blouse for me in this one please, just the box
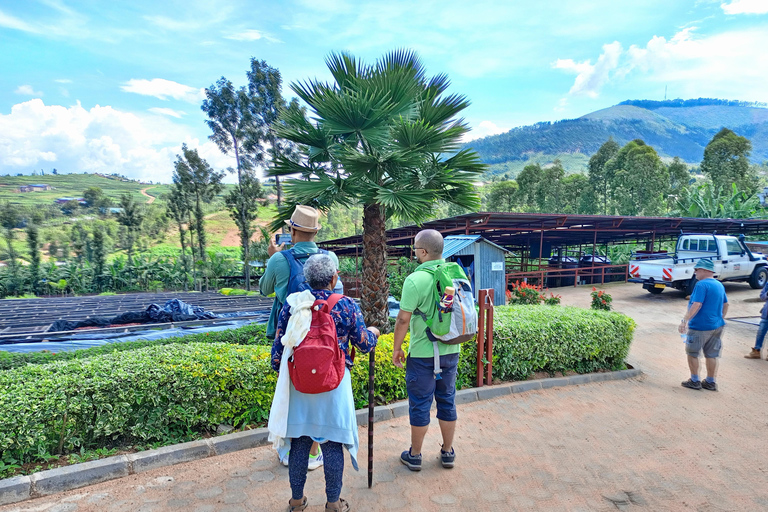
[271,290,378,372]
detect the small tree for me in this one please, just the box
[92,229,107,292]
[115,194,144,264]
[25,224,41,294]
[224,172,265,290]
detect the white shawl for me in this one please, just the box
[267,290,317,450]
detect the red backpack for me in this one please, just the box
[288,294,346,394]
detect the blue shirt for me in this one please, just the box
[689,278,728,331]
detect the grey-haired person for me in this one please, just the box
[269,253,378,512]
[678,258,729,391]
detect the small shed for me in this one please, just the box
[442,235,510,306]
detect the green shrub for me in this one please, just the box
[0,306,634,474]
[0,323,270,371]
[590,287,613,311]
[476,306,634,381]
[0,343,276,469]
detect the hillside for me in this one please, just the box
[468,99,768,177]
[0,174,172,207]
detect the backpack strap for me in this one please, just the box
[322,293,343,313]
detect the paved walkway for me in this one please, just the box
[4,282,768,511]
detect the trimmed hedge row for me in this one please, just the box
[457,306,636,383]
[0,306,634,473]
[0,343,276,469]
[0,323,270,371]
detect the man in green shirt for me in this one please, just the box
[393,229,458,472]
[259,205,340,341]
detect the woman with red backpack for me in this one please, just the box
[268,253,379,512]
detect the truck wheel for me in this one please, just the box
[647,287,664,294]
[685,277,697,296]
[749,266,768,289]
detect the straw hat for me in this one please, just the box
[285,205,321,232]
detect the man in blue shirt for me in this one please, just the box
[678,259,729,391]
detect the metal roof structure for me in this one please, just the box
[442,235,513,258]
[319,212,768,257]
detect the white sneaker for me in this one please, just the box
[280,451,290,467]
[308,448,324,471]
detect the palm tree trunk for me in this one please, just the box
[361,203,390,330]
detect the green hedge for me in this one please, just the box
[457,306,635,383]
[0,343,276,469]
[0,306,634,474]
[0,323,270,371]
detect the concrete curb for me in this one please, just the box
[0,367,642,506]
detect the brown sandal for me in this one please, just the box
[289,496,308,511]
[325,498,350,512]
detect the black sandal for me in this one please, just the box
[325,498,350,512]
[289,496,308,511]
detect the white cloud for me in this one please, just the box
[0,9,39,33]
[555,27,768,103]
[463,120,509,142]
[553,41,622,98]
[54,79,72,84]
[721,0,768,14]
[624,27,768,101]
[0,99,235,183]
[224,29,281,43]
[149,107,186,118]
[120,78,205,103]
[15,85,43,96]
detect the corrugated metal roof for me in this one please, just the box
[442,235,480,258]
[442,235,513,258]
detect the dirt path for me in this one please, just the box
[8,282,768,511]
[139,187,156,204]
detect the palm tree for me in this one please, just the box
[268,50,486,328]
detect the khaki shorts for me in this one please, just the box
[685,327,724,358]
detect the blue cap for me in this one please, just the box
[694,259,715,272]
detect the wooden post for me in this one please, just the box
[476,289,487,388]
[485,289,495,386]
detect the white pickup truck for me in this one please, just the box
[628,234,768,295]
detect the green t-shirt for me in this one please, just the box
[399,259,461,358]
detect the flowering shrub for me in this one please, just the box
[544,293,562,306]
[508,281,546,305]
[591,287,612,311]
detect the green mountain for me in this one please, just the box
[467,99,768,177]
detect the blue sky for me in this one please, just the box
[1,0,767,183]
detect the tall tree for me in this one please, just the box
[25,224,41,294]
[588,137,620,214]
[515,163,542,211]
[538,160,565,213]
[485,180,519,212]
[166,184,193,287]
[92,228,106,292]
[562,173,588,214]
[202,78,254,184]
[246,59,297,208]
[609,140,668,216]
[224,172,265,290]
[667,156,690,195]
[269,50,485,327]
[115,194,144,264]
[173,144,224,274]
[700,128,757,194]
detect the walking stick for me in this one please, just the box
[368,346,375,488]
